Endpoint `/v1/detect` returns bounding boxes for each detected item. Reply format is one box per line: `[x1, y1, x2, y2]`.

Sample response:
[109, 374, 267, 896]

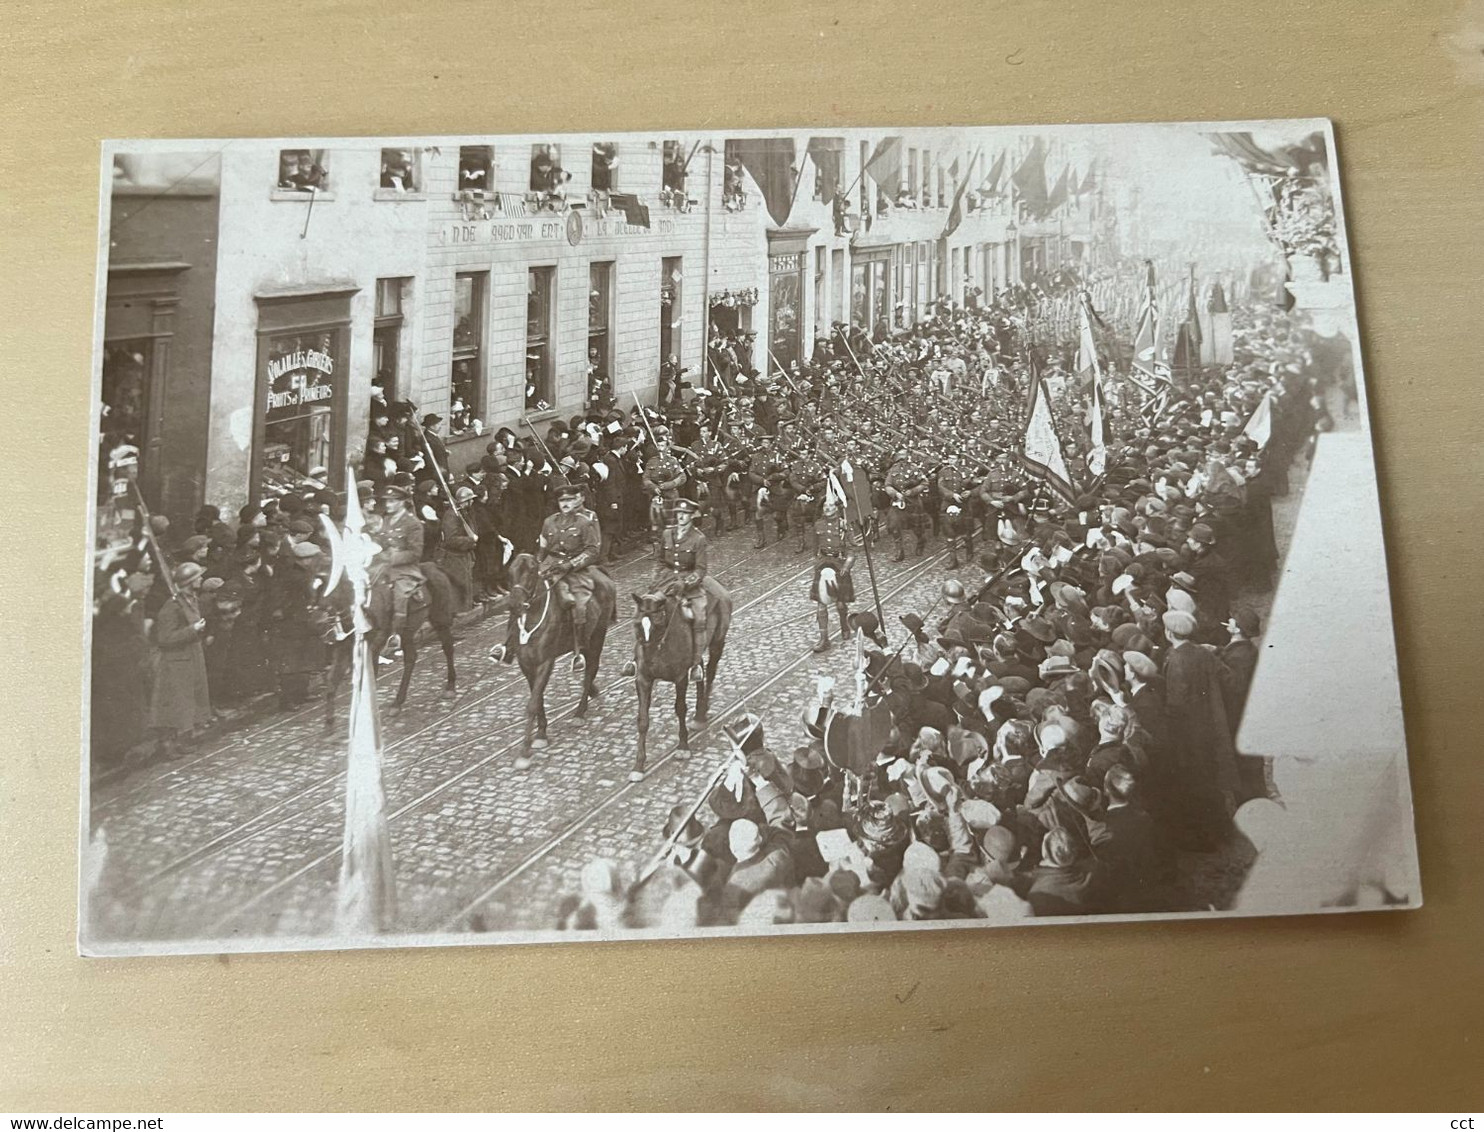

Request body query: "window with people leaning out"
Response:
[661, 139, 689, 210]
[530, 144, 569, 211]
[277, 148, 329, 192]
[526, 266, 555, 412]
[450, 272, 485, 435]
[591, 142, 618, 193]
[379, 147, 419, 192]
[458, 145, 494, 195]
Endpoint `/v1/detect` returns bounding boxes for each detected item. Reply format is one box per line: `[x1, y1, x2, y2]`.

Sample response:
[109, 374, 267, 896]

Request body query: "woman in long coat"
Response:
[147, 562, 213, 757]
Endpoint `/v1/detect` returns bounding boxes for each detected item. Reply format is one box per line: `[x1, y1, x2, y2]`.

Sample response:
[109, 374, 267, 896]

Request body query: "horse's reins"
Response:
[517, 579, 551, 646]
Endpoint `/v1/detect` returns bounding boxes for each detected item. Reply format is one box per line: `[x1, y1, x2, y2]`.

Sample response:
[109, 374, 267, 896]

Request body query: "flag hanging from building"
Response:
[1046, 165, 1070, 214]
[1242, 392, 1274, 448]
[981, 151, 1007, 195]
[608, 191, 651, 229]
[730, 137, 798, 228]
[1011, 137, 1048, 217]
[1019, 354, 1077, 503]
[942, 146, 982, 239]
[864, 136, 904, 193]
[1078, 162, 1097, 195]
[807, 136, 845, 202]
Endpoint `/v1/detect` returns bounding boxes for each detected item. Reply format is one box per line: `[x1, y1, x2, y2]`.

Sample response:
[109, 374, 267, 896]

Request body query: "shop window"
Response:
[458, 145, 494, 194]
[525, 267, 555, 412]
[276, 148, 329, 192]
[591, 142, 619, 193]
[261, 328, 339, 500]
[451, 273, 485, 434]
[99, 340, 152, 504]
[768, 251, 803, 374]
[379, 147, 420, 192]
[660, 256, 682, 364]
[373, 277, 407, 405]
[588, 261, 613, 382]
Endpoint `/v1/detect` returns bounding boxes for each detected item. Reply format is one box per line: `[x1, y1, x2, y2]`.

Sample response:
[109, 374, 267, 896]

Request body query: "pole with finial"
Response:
[321, 468, 397, 934]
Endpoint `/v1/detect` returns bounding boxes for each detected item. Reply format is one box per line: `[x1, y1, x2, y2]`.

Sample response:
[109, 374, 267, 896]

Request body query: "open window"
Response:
[378, 147, 420, 193]
[276, 148, 329, 192]
[458, 145, 494, 195]
[450, 272, 485, 434]
[591, 142, 618, 193]
[525, 267, 555, 412]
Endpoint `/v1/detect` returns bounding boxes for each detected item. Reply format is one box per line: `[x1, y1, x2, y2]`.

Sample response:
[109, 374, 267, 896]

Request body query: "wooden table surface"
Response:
[2, 0, 1481, 1111]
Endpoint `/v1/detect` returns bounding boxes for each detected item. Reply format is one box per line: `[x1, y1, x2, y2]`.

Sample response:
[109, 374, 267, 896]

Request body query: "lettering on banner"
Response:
[440, 215, 675, 246]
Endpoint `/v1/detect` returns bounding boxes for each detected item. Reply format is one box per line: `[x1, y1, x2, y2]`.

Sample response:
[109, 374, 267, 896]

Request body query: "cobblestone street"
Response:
[88, 521, 964, 945]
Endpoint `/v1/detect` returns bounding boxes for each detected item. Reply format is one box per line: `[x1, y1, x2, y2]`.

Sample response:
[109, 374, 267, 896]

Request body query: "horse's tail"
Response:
[816, 565, 838, 604]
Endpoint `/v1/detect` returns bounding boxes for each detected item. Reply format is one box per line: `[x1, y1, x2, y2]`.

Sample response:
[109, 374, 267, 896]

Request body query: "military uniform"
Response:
[747, 447, 791, 548]
[787, 455, 825, 552]
[936, 461, 977, 568]
[641, 446, 687, 540]
[370, 503, 425, 631]
[884, 458, 929, 560]
[538, 506, 603, 643]
[651, 518, 710, 673]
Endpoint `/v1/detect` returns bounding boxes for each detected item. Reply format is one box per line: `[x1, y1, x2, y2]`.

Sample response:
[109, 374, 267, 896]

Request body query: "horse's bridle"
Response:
[516, 578, 551, 645]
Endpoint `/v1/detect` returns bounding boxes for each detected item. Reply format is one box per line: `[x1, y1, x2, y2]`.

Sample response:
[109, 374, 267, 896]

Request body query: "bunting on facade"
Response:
[730, 137, 798, 227]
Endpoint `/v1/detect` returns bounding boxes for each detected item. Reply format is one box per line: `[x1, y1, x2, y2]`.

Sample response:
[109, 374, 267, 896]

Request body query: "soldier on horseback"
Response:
[625, 496, 709, 682]
[537, 478, 603, 675]
[371, 482, 424, 654]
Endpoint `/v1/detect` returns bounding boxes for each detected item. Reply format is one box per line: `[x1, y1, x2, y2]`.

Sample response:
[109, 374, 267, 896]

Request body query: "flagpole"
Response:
[332, 465, 396, 934]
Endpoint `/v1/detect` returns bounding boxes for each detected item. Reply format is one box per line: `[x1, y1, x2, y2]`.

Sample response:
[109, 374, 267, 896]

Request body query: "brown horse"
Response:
[630, 578, 732, 782]
[490, 552, 615, 769]
[324, 562, 458, 728]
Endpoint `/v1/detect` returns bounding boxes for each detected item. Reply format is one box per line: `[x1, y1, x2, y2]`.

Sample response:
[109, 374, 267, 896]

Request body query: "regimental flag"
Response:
[1019, 354, 1077, 503]
[1242, 392, 1274, 448]
[981, 151, 1007, 196]
[942, 146, 983, 239]
[1088, 377, 1108, 478]
[1075, 290, 1101, 389]
[1130, 260, 1169, 389]
[609, 191, 651, 229]
[730, 137, 798, 227]
[1011, 137, 1048, 217]
[832, 458, 875, 529]
[864, 136, 904, 194]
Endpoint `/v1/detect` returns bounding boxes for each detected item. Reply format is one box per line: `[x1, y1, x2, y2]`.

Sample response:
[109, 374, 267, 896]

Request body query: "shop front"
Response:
[251, 286, 356, 503]
[850, 248, 891, 337]
[766, 229, 814, 373]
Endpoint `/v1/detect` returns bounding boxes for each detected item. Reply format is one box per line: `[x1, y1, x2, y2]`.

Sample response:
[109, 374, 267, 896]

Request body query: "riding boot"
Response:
[812, 606, 831, 653]
[754, 517, 767, 549]
[570, 605, 589, 673]
[690, 624, 707, 683]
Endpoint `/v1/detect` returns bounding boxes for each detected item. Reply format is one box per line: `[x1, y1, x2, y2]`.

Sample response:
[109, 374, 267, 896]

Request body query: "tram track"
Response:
[114, 535, 839, 911]
[201, 546, 949, 941]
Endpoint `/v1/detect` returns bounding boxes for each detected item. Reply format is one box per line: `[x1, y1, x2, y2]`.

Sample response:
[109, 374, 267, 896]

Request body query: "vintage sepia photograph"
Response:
[81, 119, 1419, 956]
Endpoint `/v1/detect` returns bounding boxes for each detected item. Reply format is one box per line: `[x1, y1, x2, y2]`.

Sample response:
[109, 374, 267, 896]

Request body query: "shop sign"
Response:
[265, 339, 336, 423]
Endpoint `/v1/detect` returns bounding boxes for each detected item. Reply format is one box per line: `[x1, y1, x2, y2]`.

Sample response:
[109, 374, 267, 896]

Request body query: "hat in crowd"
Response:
[1166, 588, 1197, 614]
[1226, 608, 1262, 637]
[288, 518, 316, 535]
[662, 803, 706, 849]
[291, 541, 321, 559]
[1162, 610, 1198, 639]
[980, 825, 1020, 865]
[902, 841, 941, 875]
[1022, 616, 1056, 644]
[671, 498, 700, 516]
[848, 610, 888, 647]
[898, 612, 925, 636]
[1187, 522, 1216, 546]
[723, 712, 765, 754]
[998, 675, 1033, 696]
[180, 534, 210, 555]
[1122, 651, 1159, 681]
[960, 798, 1002, 831]
[727, 818, 764, 862]
[1060, 776, 1105, 820]
[378, 483, 411, 501]
[1042, 827, 1082, 869]
[940, 579, 968, 605]
[897, 663, 930, 693]
[421, 413, 443, 427]
[171, 562, 206, 587]
[553, 477, 584, 500]
[1038, 655, 1079, 680]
